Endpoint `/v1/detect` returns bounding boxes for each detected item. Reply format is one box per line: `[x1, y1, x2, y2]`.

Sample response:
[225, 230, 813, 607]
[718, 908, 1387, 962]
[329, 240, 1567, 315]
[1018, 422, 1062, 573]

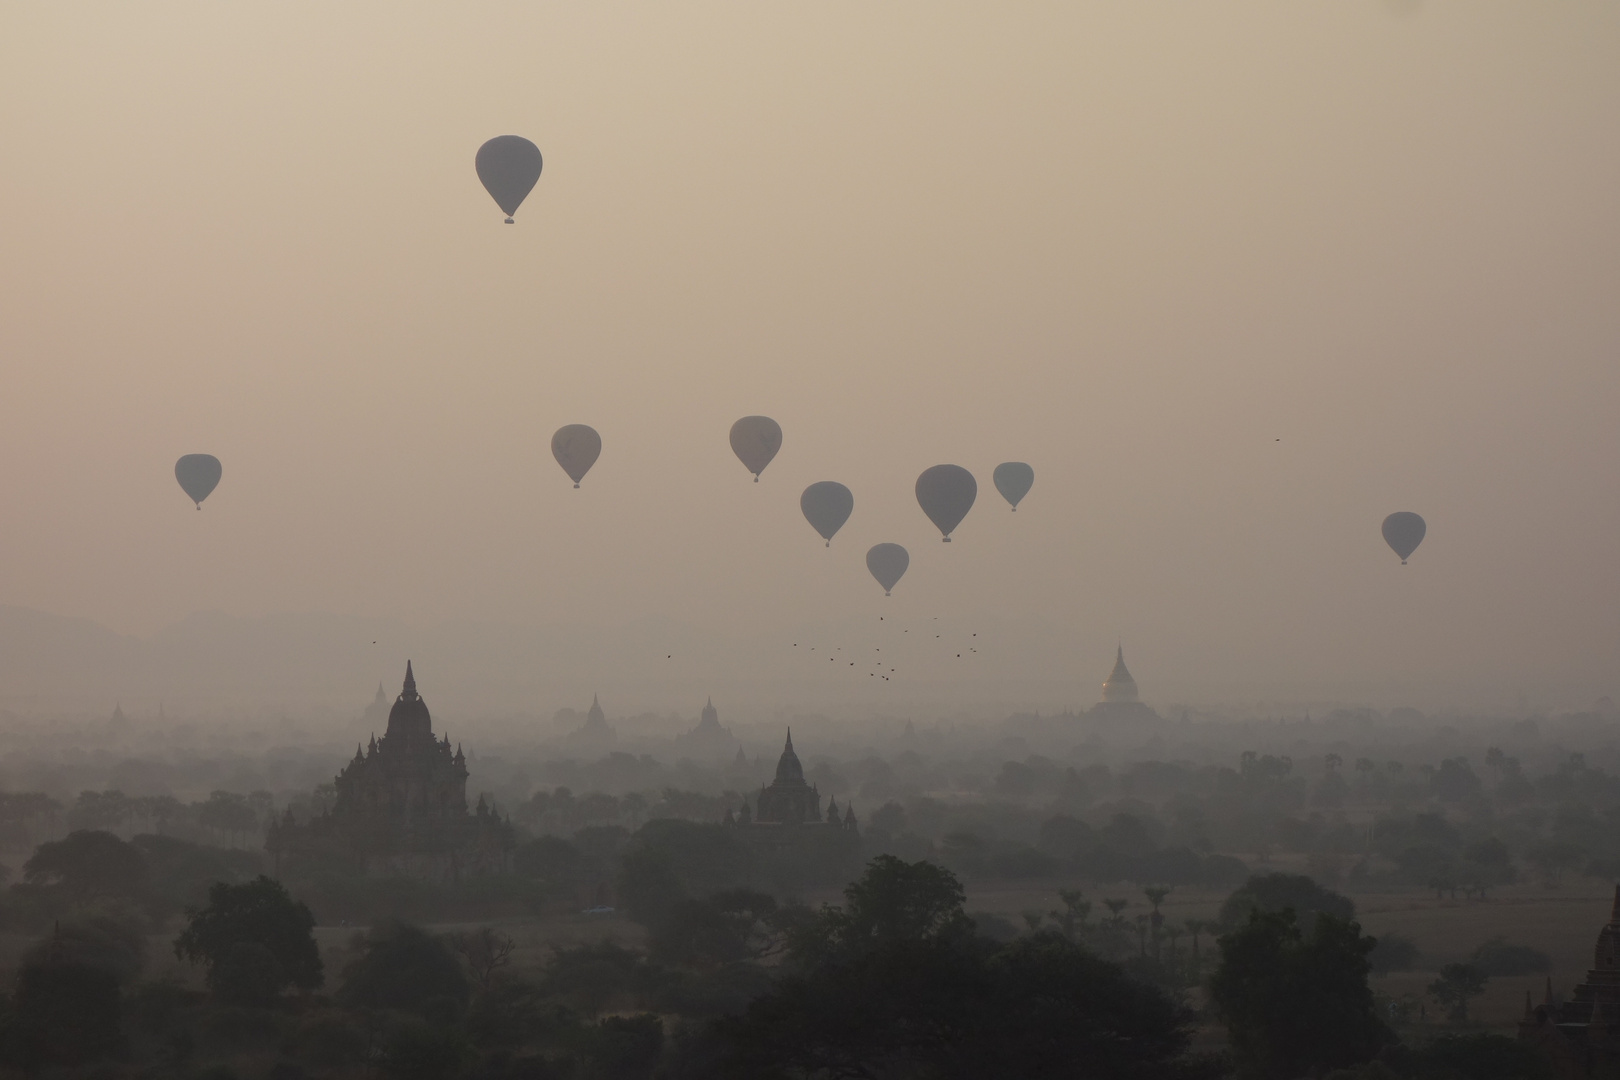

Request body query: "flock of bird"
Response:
[169, 133, 1431, 618]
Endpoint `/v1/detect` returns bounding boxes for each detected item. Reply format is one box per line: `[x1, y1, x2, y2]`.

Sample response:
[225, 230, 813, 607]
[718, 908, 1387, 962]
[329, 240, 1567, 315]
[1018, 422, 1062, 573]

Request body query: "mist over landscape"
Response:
[1, 3, 1618, 1079]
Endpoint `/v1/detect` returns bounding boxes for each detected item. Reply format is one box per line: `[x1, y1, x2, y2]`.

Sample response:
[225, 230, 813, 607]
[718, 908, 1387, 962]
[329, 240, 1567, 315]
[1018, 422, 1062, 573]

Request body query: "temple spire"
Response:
[403, 660, 417, 699]
[1101, 645, 1139, 704]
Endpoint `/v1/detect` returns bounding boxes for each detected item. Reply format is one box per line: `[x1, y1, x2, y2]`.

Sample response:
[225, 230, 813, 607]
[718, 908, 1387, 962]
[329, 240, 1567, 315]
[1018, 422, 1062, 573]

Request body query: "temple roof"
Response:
[1101, 645, 1139, 704]
[774, 729, 805, 784]
[386, 660, 433, 742]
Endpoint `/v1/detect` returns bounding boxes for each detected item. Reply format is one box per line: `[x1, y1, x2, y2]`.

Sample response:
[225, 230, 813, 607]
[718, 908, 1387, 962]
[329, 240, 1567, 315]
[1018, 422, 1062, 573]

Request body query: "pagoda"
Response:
[269, 662, 513, 881]
[1084, 646, 1162, 723]
[1520, 886, 1620, 1077]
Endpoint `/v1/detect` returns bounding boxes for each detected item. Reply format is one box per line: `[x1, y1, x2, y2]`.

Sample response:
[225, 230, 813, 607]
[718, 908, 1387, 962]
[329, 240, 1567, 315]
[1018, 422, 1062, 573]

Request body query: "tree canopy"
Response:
[23, 829, 148, 901]
[174, 875, 322, 1003]
[338, 920, 469, 1017]
[681, 855, 1216, 1079]
[1217, 872, 1355, 933]
[1209, 907, 1389, 1079]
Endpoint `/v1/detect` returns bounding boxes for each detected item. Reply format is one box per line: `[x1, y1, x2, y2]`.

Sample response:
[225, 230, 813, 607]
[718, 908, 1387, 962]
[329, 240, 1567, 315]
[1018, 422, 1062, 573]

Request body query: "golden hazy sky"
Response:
[0, 3, 1616, 709]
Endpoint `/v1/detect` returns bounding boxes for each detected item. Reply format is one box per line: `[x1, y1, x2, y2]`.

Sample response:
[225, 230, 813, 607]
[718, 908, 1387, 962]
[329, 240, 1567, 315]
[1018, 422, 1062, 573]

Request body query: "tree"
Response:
[339, 921, 469, 1018]
[23, 916, 146, 984]
[1184, 918, 1214, 975]
[821, 855, 968, 947]
[1209, 908, 1389, 1079]
[174, 876, 322, 1004]
[592, 1015, 664, 1080]
[538, 940, 653, 1017]
[649, 889, 782, 969]
[7, 956, 123, 1071]
[1217, 872, 1354, 932]
[1047, 888, 1091, 938]
[67, 790, 131, 832]
[23, 829, 148, 901]
[1469, 937, 1550, 976]
[449, 927, 516, 993]
[686, 857, 1217, 1079]
[133, 832, 263, 916]
[694, 929, 1215, 1078]
[1401, 1033, 1554, 1079]
[1429, 963, 1488, 1022]
[1526, 840, 1584, 886]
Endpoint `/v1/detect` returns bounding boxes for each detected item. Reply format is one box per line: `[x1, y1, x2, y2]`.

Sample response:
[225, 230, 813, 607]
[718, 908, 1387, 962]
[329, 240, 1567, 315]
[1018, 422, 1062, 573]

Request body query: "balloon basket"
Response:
[753, 476, 759, 483]
[942, 537, 951, 543]
[505, 217, 515, 224]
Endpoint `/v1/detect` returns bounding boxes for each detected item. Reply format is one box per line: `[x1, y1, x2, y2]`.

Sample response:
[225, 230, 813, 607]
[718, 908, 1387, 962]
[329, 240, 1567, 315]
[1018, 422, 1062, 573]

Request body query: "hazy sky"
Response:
[1, 3, 1616, 712]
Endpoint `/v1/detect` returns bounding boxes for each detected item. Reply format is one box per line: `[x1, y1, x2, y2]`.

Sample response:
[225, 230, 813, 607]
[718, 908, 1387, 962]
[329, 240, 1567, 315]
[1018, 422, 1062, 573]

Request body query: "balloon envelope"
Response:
[475, 136, 543, 222]
[1382, 512, 1427, 564]
[174, 454, 221, 508]
[866, 543, 910, 595]
[552, 425, 602, 487]
[993, 462, 1034, 510]
[800, 482, 853, 546]
[729, 416, 783, 481]
[915, 465, 976, 541]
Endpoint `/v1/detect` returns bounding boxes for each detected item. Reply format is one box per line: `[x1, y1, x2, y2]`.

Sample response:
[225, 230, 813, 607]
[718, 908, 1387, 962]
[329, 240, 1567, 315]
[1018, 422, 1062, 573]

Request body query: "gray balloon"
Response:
[993, 462, 1034, 510]
[916, 465, 976, 541]
[800, 482, 853, 547]
[552, 425, 601, 487]
[866, 543, 909, 596]
[1381, 512, 1426, 564]
[476, 136, 543, 223]
[174, 454, 221, 509]
[729, 416, 782, 481]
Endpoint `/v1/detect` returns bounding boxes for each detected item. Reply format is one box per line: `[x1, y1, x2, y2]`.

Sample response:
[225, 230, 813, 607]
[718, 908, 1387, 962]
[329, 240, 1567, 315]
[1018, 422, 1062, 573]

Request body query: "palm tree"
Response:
[1184, 918, 1213, 976]
[1143, 886, 1171, 957]
[1103, 898, 1129, 926]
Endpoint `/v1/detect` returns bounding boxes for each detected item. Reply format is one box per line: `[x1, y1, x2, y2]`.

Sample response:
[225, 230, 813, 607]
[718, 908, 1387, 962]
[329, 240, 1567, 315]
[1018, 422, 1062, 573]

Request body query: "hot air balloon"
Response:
[866, 543, 909, 596]
[993, 462, 1034, 511]
[915, 465, 976, 541]
[800, 482, 853, 547]
[729, 416, 782, 481]
[1382, 512, 1427, 565]
[475, 136, 543, 224]
[174, 454, 222, 509]
[552, 425, 601, 488]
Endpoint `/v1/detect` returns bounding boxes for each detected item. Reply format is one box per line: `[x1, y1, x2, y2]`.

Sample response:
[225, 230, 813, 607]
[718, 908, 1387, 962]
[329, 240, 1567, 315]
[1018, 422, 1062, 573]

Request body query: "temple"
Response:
[678, 696, 736, 757]
[1520, 886, 1620, 1077]
[565, 694, 617, 753]
[725, 730, 859, 847]
[1084, 646, 1161, 723]
[268, 662, 514, 880]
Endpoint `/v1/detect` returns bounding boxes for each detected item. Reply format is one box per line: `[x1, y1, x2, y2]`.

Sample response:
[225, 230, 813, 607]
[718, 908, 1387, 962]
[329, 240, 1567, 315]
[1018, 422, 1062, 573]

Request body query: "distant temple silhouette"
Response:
[725, 730, 858, 853]
[1084, 646, 1162, 723]
[1520, 885, 1620, 1076]
[678, 696, 736, 757]
[268, 661, 513, 880]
